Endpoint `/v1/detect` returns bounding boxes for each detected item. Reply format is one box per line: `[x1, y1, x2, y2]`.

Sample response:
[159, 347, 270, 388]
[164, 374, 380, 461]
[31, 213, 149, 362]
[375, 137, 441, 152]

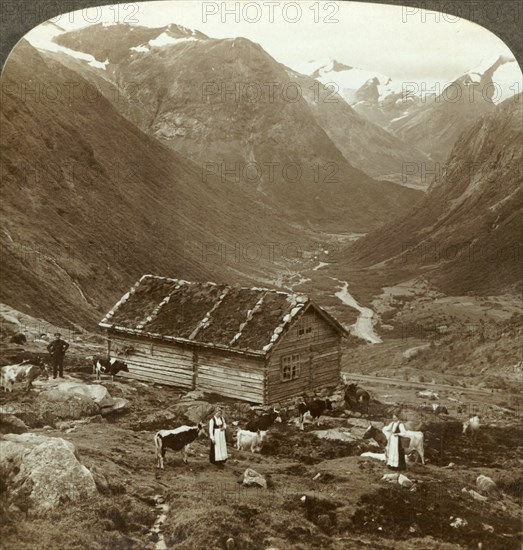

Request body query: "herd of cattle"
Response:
[0, 356, 482, 469]
[153, 401, 481, 470]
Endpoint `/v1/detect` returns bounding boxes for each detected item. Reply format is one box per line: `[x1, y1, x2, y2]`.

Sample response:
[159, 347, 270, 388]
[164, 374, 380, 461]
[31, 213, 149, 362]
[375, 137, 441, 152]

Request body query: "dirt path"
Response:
[343, 372, 492, 396]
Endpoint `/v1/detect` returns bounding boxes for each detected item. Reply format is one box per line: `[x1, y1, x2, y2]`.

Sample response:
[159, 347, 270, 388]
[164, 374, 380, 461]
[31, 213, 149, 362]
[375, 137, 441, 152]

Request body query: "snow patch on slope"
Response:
[25, 21, 109, 70]
[130, 44, 150, 53]
[148, 32, 198, 48]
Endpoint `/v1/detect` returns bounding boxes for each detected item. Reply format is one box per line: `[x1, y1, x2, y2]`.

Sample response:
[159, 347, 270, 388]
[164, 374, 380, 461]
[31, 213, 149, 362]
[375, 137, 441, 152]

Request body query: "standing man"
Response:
[47, 332, 69, 379]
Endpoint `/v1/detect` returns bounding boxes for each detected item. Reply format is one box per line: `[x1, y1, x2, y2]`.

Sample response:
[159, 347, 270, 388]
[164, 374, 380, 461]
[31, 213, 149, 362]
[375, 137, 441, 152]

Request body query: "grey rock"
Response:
[0, 413, 28, 434]
[0, 433, 97, 513]
[476, 475, 500, 497]
[242, 468, 267, 489]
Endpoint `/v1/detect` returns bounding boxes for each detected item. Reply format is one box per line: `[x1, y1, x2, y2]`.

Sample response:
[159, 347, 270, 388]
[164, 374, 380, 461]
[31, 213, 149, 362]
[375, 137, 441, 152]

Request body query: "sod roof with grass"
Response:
[100, 275, 346, 355]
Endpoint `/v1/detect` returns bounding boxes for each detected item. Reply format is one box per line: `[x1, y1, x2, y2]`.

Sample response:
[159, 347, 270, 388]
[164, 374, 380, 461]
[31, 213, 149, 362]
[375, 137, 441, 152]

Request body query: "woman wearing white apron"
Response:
[209, 407, 228, 467]
[383, 413, 407, 471]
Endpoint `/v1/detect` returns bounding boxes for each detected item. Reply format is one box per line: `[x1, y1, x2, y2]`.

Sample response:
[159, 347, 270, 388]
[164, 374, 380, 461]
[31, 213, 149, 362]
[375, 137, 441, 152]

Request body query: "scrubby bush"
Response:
[0, 494, 155, 549]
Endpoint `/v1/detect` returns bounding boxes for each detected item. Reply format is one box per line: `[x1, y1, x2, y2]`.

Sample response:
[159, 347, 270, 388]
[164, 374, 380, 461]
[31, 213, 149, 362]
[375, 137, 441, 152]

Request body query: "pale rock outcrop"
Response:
[242, 468, 267, 489]
[0, 433, 97, 513]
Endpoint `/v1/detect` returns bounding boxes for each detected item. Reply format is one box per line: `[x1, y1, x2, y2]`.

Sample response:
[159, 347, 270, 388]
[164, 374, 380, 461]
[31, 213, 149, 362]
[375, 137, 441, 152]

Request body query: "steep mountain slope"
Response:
[51, 23, 421, 229]
[337, 94, 523, 296]
[287, 69, 430, 186]
[388, 56, 515, 164]
[0, 41, 302, 329]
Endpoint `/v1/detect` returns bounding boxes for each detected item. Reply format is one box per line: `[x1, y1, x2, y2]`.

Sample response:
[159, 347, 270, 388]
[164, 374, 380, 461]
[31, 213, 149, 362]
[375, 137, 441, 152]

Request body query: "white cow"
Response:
[381, 425, 426, 465]
[462, 415, 481, 440]
[235, 429, 267, 453]
[364, 424, 426, 464]
[1, 361, 49, 392]
[400, 430, 426, 464]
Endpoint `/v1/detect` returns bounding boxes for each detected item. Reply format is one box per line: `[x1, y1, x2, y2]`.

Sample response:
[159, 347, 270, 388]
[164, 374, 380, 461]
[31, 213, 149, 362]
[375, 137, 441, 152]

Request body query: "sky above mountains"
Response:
[31, 0, 519, 86]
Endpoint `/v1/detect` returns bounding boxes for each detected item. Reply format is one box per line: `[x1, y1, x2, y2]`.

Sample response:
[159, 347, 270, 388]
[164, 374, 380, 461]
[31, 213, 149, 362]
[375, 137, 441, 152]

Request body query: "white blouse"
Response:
[209, 416, 226, 437]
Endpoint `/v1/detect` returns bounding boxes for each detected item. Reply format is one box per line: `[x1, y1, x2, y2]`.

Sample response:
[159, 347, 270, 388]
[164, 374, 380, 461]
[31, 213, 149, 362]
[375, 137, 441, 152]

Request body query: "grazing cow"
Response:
[154, 423, 205, 469]
[92, 356, 129, 381]
[363, 423, 425, 464]
[297, 399, 332, 431]
[344, 383, 370, 415]
[1, 360, 49, 392]
[432, 403, 449, 415]
[462, 415, 480, 441]
[9, 333, 27, 344]
[245, 407, 282, 432]
[235, 429, 267, 453]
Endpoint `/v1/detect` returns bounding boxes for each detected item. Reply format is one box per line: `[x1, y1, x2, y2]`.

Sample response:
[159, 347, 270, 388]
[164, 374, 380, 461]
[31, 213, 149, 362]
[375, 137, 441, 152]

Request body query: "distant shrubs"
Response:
[482, 376, 511, 391]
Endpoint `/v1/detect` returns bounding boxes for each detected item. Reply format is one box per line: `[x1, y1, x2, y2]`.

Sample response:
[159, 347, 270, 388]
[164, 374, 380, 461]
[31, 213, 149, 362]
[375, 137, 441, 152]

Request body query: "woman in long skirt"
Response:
[383, 414, 407, 471]
[209, 406, 228, 467]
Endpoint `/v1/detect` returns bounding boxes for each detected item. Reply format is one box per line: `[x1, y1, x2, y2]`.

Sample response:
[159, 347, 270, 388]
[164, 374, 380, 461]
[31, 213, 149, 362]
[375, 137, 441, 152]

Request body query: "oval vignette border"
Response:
[0, 0, 522, 73]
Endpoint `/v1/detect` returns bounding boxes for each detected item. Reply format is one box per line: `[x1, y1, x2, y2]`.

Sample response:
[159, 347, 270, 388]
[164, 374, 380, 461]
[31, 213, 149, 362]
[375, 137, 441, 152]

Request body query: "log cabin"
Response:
[99, 275, 347, 404]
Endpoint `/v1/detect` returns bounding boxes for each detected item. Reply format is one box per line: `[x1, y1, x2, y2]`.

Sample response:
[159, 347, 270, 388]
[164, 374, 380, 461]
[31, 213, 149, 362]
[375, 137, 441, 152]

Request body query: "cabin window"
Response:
[297, 317, 313, 337]
[281, 354, 300, 381]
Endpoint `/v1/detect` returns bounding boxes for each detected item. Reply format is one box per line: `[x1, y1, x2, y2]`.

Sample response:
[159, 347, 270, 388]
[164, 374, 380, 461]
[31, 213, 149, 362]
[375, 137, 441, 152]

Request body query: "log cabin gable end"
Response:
[262, 301, 347, 361]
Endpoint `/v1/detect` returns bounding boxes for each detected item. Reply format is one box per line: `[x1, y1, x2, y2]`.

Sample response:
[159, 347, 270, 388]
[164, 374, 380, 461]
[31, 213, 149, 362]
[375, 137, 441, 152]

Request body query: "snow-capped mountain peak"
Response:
[296, 57, 403, 105]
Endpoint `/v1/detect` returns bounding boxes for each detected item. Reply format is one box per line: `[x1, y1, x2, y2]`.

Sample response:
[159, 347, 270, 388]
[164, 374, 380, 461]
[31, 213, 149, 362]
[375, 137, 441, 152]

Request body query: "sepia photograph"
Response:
[0, 0, 522, 548]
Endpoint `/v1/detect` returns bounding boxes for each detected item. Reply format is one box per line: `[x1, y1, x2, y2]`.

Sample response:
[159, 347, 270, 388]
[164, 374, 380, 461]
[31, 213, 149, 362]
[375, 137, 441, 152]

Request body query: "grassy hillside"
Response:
[0, 41, 305, 329]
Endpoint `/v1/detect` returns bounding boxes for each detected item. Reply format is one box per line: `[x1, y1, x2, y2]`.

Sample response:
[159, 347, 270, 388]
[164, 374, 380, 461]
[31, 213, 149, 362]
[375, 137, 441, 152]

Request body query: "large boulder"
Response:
[0, 413, 28, 434]
[0, 433, 97, 513]
[476, 475, 500, 498]
[36, 388, 100, 420]
[102, 397, 130, 415]
[310, 428, 359, 443]
[174, 400, 214, 424]
[54, 382, 114, 408]
[36, 381, 130, 420]
[346, 418, 374, 430]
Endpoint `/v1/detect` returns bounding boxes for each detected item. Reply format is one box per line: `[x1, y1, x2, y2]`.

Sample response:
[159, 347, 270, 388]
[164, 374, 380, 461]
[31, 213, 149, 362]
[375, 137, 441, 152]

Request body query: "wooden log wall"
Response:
[266, 308, 342, 403]
[109, 334, 194, 388]
[108, 333, 266, 402]
[198, 348, 265, 403]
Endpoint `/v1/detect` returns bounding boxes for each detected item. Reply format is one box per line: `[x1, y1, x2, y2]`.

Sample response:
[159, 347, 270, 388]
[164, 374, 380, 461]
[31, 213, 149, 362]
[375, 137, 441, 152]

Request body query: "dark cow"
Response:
[362, 423, 387, 446]
[297, 399, 332, 430]
[344, 383, 370, 415]
[92, 356, 129, 381]
[432, 403, 449, 415]
[9, 333, 27, 344]
[154, 423, 205, 469]
[245, 407, 282, 432]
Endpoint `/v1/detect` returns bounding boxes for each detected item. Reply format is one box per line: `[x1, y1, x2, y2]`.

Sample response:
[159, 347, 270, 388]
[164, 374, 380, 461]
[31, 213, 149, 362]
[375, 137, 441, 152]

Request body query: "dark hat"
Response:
[55, 332, 61, 337]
